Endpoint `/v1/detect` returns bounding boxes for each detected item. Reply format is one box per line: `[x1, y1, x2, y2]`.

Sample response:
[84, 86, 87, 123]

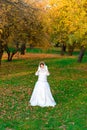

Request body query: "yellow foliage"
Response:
[48, 0, 87, 47]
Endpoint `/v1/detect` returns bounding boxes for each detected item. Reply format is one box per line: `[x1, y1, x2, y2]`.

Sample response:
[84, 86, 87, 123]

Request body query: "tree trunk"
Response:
[68, 45, 74, 56]
[78, 46, 85, 62]
[9, 52, 16, 61]
[61, 44, 66, 55]
[0, 40, 4, 65]
[4, 45, 18, 61]
[0, 50, 3, 65]
[20, 43, 26, 55]
[4, 45, 10, 61]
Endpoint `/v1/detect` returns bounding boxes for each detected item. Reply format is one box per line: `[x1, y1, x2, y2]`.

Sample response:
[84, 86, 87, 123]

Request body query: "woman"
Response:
[29, 61, 56, 107]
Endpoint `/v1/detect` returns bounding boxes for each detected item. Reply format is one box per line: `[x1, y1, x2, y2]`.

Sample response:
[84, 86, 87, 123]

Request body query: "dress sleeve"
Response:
[35, 70, 39, 76]
[45, 66, 50, 76]
[46, 70, 50, 76]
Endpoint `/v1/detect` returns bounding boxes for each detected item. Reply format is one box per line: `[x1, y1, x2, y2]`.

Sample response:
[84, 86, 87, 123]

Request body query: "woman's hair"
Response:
[38, 61, 48, 71]
[39, 61, 45, 66]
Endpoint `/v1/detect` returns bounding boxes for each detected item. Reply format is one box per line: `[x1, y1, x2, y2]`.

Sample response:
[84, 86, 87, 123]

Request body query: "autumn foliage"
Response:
[47, 0, 87, 59]
[0, 0, 49, 63]
[0, 0, 87, 63]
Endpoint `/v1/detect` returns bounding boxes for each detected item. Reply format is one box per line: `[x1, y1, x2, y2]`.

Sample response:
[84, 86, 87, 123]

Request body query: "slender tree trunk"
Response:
[4, 45, 18, 61]
[61, 44, 66, 55]
[20, 43, 26, 55]
[5, 45, 19, 61]
[4, 45, 10, 61]
[68, 45, 74, 56]
[0, 50, 3, 65]
[78, 46, 85, 62]
[0, 40, 4, 65]
[9, 52, 17, 61]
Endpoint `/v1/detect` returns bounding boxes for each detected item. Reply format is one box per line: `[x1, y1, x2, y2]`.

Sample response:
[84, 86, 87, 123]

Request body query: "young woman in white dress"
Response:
[29, 61, 56, 107]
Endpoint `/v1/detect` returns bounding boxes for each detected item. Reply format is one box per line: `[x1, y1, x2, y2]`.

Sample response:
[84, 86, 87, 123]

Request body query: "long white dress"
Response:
[29, 67, 56, 107]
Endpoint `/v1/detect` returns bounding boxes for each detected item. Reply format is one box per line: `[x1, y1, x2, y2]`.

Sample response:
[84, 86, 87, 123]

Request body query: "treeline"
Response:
[0, 0, 48, 64]
[47, 0, 87, 62]
[0, 0, 87, 64]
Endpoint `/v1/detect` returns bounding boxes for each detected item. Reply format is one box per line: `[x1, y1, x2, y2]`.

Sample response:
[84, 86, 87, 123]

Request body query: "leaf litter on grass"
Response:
[0, 56, 87, 130]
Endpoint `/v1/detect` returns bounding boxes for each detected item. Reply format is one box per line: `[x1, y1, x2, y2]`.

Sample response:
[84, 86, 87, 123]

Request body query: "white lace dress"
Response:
[29, 68, 56, 107]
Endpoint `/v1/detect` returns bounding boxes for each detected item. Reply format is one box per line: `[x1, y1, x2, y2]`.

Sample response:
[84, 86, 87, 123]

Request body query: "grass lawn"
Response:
[0, 54, 87, 130]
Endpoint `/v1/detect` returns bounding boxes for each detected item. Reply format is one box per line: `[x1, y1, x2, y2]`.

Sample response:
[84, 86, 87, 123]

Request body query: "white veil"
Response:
[38, 61, 48, 71]
[35, 61, 50, 76]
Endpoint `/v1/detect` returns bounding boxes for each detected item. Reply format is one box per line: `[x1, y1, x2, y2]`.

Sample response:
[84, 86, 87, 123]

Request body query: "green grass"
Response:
[0, 56, 87, 130]
[26, 47, 63, 54]
[26, 47, 87, 56]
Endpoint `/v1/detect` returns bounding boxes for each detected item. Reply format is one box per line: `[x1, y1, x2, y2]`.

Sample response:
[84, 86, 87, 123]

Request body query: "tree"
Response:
[48, 0, 87, 61]
[0, 38, 4, 65]
[0, 0, 50, 63]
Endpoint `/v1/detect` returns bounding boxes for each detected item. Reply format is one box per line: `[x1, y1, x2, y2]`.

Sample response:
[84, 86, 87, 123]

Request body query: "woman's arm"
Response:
[46, 66, 50, 76]
[35, 70, 39, 76]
